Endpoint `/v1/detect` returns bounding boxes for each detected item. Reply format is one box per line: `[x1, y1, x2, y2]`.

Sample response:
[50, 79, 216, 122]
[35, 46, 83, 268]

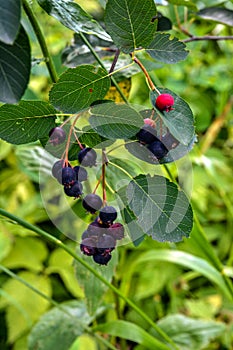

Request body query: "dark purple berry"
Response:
[62, 167, 76, 187]
[49, 127, 66, 146]
[136, 124, 158, 145]
[81, 230, 89, 239]
[80, 237, 97, 256]
[147, 139, 168, 160]
[97, 234, 116, 254]
[52, 160, 64, 183]
[108, 223, 124, 240]
[99, 206, 117, 224]
[64, 181, 83, 198]
[73, 166, 88, 182]
[87, 221, 107, 236]
[78, 148, 97, 167]
[82, 194, 103, 214]
[93, 253, 112, 265]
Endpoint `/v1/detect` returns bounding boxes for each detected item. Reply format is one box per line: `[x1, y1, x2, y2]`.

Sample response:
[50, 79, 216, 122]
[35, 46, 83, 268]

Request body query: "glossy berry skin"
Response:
[108, 223, 124, 240]
[82, 194, 103, 214]
[99, 206, 117, 224]
[64, 181, 83, 198]
[93, 253, 112, 265]
[49, 127, 66, 145]
[73, 166, 88, 182]
[155, 94, 174, 112]
[62, 167, 76, 187]
[78, 148, 97, 167]
[148, 139, 168, 160]
[80, 237, 97, 256]
[97, 234, 116, 254]
[136, 124, 158, 145]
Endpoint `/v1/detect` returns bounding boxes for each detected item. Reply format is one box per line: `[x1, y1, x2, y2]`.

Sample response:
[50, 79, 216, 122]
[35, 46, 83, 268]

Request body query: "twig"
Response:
[183, 35, 233, 43]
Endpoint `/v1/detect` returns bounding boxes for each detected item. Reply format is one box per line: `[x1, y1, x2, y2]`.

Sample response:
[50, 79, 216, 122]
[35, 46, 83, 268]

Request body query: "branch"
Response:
[183, 35, 233, 43]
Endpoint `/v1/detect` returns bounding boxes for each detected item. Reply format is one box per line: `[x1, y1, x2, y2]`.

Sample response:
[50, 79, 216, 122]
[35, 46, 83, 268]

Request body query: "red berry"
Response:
[155, 94, 174, 112]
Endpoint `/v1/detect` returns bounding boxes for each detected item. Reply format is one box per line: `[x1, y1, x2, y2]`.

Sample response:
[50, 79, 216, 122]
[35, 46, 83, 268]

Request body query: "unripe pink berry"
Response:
[143, 118, 156, 128]
[155, 94, 174, 112]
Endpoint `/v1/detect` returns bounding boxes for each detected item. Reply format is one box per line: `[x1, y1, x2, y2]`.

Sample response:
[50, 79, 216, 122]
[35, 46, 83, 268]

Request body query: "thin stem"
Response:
[183, 35, 233, 43]
[102, 149, 108, 204]
[0, 208, 176, 349]
[79, 33, 128, 103]
[133, 56, 160, 94]
[109, 49, 120, 74]
[22, 0, 58, 83]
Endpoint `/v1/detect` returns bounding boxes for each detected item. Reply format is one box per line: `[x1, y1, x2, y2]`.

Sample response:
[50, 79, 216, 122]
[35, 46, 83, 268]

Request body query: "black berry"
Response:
[80, 237, 97, 256]
[136, 124, 158, 145]
[49, 127, 66, 146]
[62, 167, 76, 187]
[148, 140, 168, 160]
[108, 223, 124, 240]
[73, 166, 88, 182]
[87, 221, 107, 236]
[97, 234, 116, 253]
[162, 131, 179, 150]
[64, 181, 83, 198]
[82, 194, 103, 214]
[93, 253, 112, 265]
[99, 206, 117, 224]
[78, 148, 97, 167]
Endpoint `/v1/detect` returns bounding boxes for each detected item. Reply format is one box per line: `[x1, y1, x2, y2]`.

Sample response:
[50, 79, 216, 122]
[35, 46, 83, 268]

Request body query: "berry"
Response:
[97, 234, 116, 253]
[136, 124, 158, 145]
[93, 253, 112, 265]
[87, 221, 107, 236]
[78, 148, 97, 167]
[73, 166, 88, 182]
[155, 93, 174, 112]
[49, 127, 66, 145]
[99, 206, 117, 224]
[64, 181, 83, 198]
[108, 223, 124, 240]
[82, 194, 103, 214]
[148, 139, 168, 160]
[62, 167, 76, 187]
[143, 118, 156, 128]
[80, 237, 97, 256]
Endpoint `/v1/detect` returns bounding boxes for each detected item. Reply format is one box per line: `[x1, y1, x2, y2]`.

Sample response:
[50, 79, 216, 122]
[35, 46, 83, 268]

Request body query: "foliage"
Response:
[0, 0, 233, 349]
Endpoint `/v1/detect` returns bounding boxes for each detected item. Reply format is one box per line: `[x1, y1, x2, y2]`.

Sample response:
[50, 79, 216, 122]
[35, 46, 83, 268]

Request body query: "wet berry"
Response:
[62, 167, 76, 187]
[82, 194, 103, 214]
[99, 206, 117, 224]
[78, 148, 97, 167]
[80, 237, 97, 256]
[155, 93, 174, 112]
[93, 253, 112, 265]
[97, 234, 116, 254]
[148, 139, 168, 160]
[49, 127, 66, 145]
[108, 223, 124, 240]
[136, 124, 158, 145]
[73, 166, 88, 182]
[64, 181, 83, 198]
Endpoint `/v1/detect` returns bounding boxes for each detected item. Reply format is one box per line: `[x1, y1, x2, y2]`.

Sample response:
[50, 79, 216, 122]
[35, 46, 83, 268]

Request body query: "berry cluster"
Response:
[49, 126, 124, 265]
[81, 204, 124, 265]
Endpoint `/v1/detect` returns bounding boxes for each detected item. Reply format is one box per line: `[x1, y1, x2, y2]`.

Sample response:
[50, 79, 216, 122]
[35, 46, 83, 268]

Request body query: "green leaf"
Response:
[105, 0, 157, 53]
[0, 25, 31, 104]
[89, 102, 143, 140]
[74, 248, 118, 314]
[2, 237, 48, 272]
[93, 320, 171, 350]
[146, 33, 189, 64]
[150, 88, 195, 146]
[37, 0, 111, 41]
[0, 230, 12, 262]
[133, 249, 233, 300]
[79, 125, 114, 148]
[28, 301, 92, 350]
[126, 174, 193, 242]
[153, 314, 225, 350]
[0, 271, 51, 343]
[46, 248, 84, 298]
[0, 101, 57, 144]
[49, 65, 111, 113]
[165, 0, 197, 11]
[0, 0, 21, 44]
[197, 7, 233, 27]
